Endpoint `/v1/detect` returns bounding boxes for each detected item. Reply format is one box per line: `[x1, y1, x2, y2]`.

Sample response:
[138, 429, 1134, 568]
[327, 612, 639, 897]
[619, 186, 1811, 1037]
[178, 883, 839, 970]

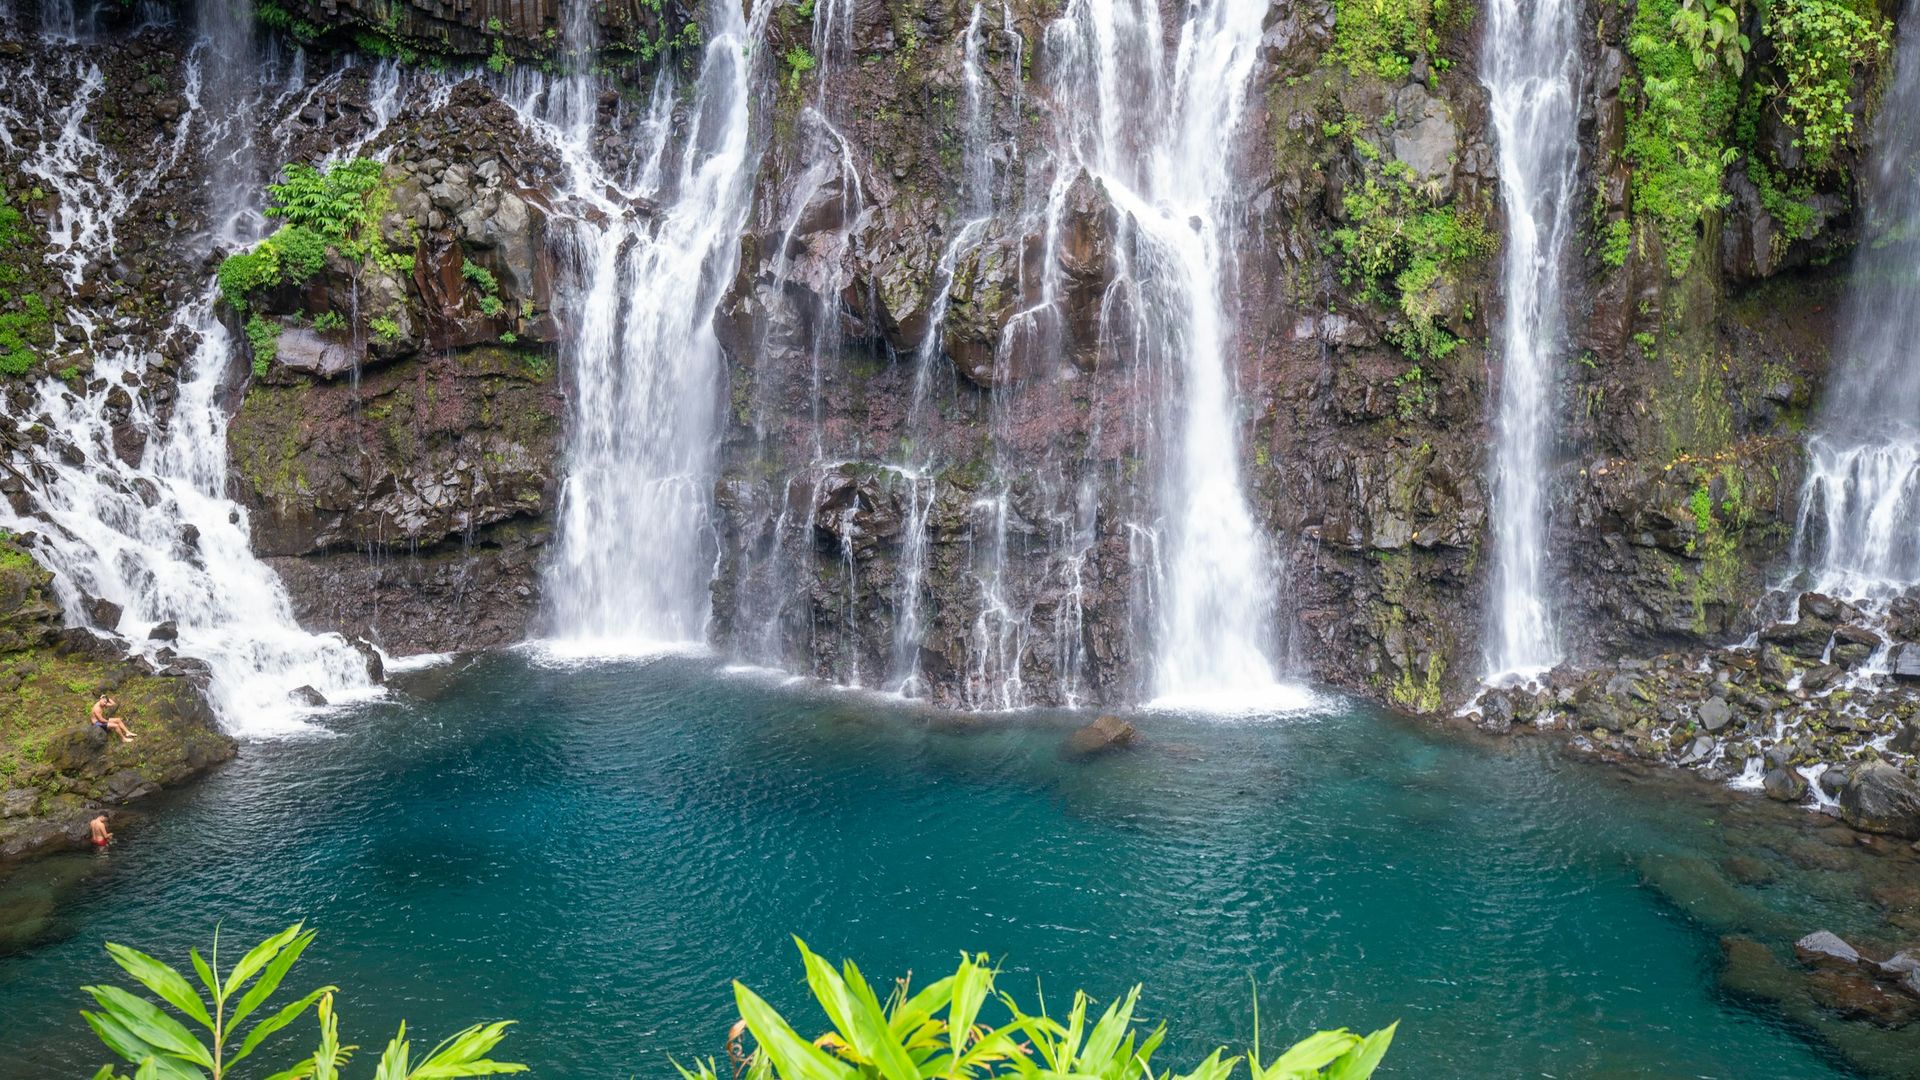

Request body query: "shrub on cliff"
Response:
[216, 157, 410, 313]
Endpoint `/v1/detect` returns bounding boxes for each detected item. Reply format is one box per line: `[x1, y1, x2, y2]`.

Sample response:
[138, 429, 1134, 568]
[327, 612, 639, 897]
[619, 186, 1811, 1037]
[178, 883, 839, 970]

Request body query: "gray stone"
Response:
[1796, 930, 1863, 969]
[1678, 735, 1715, 764]
[1390, 84, 1458, 196]
[275, 328, 360, 380]
[1699, 696, 1733, 732]
[289, 685, 329, 707]
[1838, 762, 1920, 838]
[0, 788, 35, 818]
[147, 619, 178, 642]
[1763, 766, 1807, 802]
[1891, 643, 1920, 681]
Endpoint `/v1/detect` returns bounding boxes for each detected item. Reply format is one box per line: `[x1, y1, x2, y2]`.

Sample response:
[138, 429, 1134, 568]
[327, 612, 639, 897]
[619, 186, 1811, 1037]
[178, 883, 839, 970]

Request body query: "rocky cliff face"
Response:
[0, 0, 1895, 714]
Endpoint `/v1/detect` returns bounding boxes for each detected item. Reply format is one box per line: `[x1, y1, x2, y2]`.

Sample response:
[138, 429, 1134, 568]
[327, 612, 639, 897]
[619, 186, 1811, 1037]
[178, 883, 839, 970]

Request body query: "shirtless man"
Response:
[91, 694, 136, 742]
[88, 814, 111, 849]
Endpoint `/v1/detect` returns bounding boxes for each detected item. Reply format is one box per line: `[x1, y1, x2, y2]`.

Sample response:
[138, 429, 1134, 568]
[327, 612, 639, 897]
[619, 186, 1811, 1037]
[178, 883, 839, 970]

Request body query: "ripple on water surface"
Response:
[0, 653, 1909, 1078]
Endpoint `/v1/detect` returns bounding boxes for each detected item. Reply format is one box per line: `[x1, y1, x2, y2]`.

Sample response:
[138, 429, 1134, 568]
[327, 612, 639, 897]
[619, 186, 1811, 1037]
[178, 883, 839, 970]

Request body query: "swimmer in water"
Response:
[89, 814, 111, 849]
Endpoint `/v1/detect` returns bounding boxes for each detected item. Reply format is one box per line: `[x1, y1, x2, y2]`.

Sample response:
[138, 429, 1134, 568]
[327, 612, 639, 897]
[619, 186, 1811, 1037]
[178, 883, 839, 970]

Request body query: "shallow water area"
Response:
[0, 653, 1911, 1078]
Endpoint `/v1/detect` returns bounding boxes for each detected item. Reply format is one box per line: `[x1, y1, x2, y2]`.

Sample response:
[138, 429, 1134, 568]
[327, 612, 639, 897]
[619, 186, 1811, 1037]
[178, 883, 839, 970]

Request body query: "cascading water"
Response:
[1792, 0, 1920, 602]
[539, 0, 762, 651]
[0, 7, 390, 732]
[1042, 0, 1299, 709]
[887, 1, 1017, 699]
[1479, 0, 1580, 682]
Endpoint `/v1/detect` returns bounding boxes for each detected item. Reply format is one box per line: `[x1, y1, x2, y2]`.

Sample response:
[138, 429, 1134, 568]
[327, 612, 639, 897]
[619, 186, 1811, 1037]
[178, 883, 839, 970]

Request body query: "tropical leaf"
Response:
[105, 944, 214, 1030]
[734, 982, 859, 1080]
[222, 924, 306, 1000]
[229, 928, 317, 1031]
[83, 985, 213, 1068]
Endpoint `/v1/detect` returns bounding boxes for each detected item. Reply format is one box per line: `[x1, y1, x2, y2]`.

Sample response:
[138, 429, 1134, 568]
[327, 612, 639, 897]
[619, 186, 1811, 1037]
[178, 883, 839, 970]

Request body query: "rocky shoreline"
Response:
[0, 541, 235, 868]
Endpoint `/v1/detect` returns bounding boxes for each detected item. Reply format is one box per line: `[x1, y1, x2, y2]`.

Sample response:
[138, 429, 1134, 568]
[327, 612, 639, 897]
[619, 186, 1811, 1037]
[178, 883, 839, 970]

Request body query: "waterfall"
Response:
[1793, 0, 1920, 602]
[0, 10, 391, 733]
[887, 1, 1013, 698]
[539, 0, 762, 652]
[1480, 0, 1580, 682]
[1042, 0, 1300, 710]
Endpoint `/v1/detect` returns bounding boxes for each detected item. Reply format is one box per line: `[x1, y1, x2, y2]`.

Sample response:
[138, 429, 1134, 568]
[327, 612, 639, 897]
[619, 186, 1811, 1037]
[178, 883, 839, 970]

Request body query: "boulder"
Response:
[1837, 762, 1920, 839]
[81, 593, 122, 631]
[1763, 766, 1807, 802]
[289, 685, 329, 707]
[1065, 714, 1136, 757]
[274, 327, 360, 379]
[1891, 643, 1920, 681]
[1891, 722, 1920, 755]
[352, 637, 386, 683]
[1798, 592, 1851, 623]
[1759, 616, 1833, 661]
[1806, 968, 1920, 1025]
[1795, 930, 1863, 970]
[1698, 695, 1733, 732]
[147, 620, 179, 642]
[1477, 689, 1516, 731]
[1832, 624, 1882, 668]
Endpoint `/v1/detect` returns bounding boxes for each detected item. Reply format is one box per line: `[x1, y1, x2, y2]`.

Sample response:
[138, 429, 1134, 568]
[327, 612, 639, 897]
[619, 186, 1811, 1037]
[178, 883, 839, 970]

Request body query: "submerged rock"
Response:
[1796, 930, 1863, 970]
[1065, 714, 1136, 757]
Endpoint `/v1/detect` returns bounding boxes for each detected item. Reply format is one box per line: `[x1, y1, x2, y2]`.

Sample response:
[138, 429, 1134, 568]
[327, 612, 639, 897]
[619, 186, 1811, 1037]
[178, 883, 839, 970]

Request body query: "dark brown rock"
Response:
[1065, 714, 1136, 757]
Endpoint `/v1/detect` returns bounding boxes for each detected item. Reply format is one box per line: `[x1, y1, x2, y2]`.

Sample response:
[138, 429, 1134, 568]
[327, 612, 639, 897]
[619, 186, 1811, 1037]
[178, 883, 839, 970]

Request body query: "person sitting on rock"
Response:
[89, 814, 111, 849]
[90, 694, 136, 742]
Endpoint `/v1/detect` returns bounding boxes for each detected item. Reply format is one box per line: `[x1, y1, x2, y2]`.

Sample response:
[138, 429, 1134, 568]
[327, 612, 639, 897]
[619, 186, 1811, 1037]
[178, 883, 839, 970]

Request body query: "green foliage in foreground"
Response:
[682, 938, 1397, 1080]
[78, 923, 523, 1079]
[81, 929, 1392, 1079]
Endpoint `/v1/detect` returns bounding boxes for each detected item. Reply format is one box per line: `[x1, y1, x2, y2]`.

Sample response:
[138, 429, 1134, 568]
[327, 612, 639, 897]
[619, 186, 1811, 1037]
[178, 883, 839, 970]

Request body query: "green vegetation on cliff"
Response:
[1623, 0, 1741, 277]
[1763, 0, 1888, 168]
[1331, 0, 1468, 80]
[0, 188, 56, 377]
[1331, 166, 1492, 362]
[218, 157, 405, 312]
[1619, 0, 1888, 275]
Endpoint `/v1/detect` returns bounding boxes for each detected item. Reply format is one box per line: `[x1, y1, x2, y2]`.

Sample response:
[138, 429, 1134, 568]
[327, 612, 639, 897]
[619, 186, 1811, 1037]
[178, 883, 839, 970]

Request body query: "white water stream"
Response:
[1793, 0, 1920, 601]
[1042, 0, 1301, 710]
[0, 11, 398, 733]
[1480, 0, 1580, 682]
[537, 0, 763, 653]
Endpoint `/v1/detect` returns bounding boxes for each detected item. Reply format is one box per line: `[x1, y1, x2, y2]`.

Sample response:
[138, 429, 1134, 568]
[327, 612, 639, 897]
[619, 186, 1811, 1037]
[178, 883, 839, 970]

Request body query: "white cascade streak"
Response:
[0, 27, 410, 734]
[1044, 0, 1303, 710]
[538, 0, 762, 653]
[1793, 0, 1920, 603]
[1481, 0, 1580, 682]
